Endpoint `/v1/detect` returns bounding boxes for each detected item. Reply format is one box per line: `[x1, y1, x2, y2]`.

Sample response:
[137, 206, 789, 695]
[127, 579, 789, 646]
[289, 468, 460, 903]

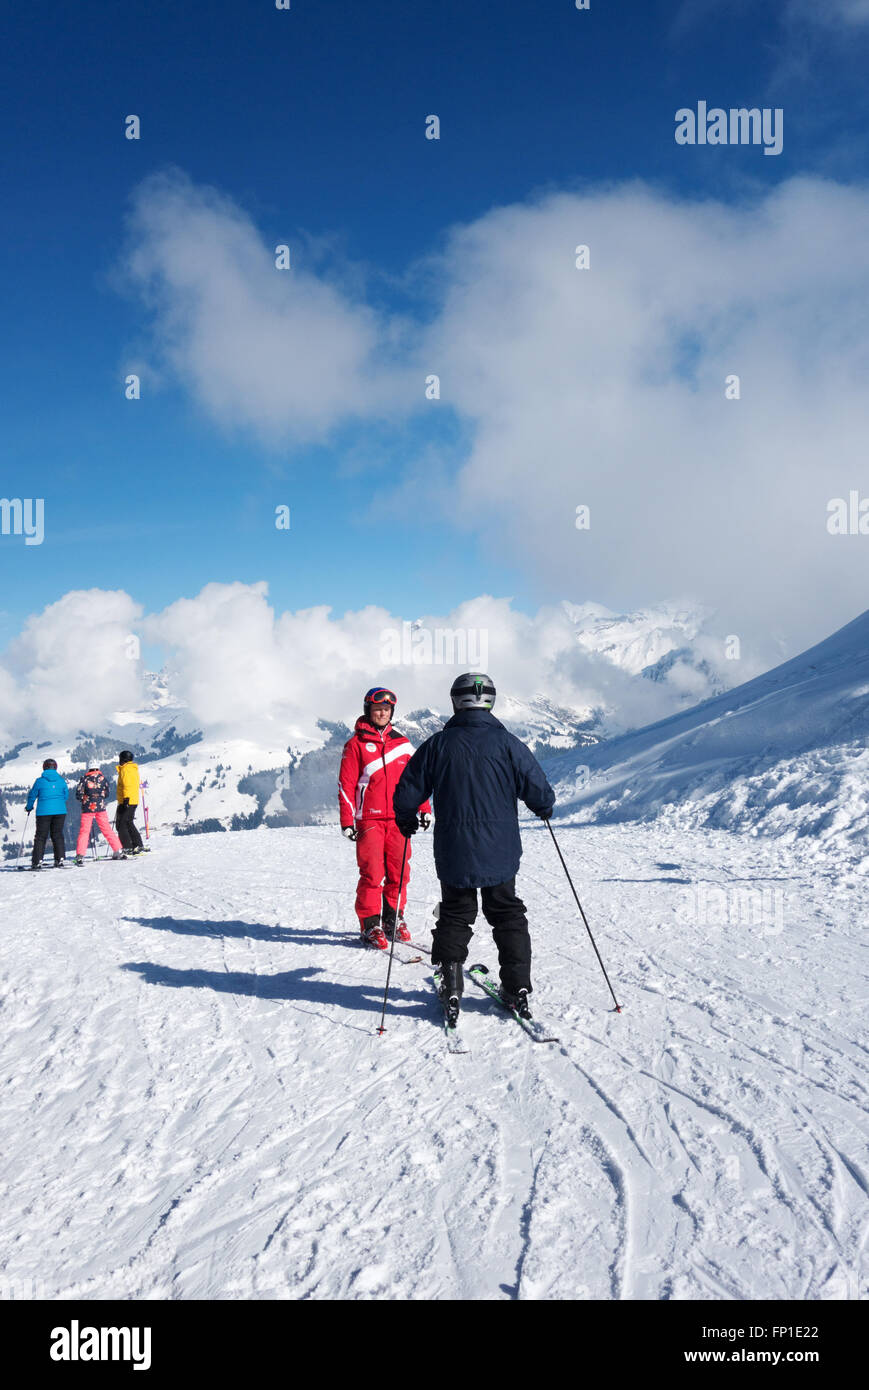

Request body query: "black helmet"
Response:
[450, 673, 496, 712]
[118, 750, 134, 764]
[42, 758, 58, 771]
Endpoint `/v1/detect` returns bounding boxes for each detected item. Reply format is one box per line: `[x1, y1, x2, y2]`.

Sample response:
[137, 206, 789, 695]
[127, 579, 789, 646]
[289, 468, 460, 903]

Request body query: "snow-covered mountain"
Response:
[565, 599, 713, 675]
[546, 607, 869, 862]
[0, 599, 745, 850]
[0, 697, 599, 852]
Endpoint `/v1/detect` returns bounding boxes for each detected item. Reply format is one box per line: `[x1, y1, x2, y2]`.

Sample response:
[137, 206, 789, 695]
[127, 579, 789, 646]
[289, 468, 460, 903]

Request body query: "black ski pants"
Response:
[116, 802, 144, 851]
[433, 879, 532, 993]
[33, 813, 66, 866]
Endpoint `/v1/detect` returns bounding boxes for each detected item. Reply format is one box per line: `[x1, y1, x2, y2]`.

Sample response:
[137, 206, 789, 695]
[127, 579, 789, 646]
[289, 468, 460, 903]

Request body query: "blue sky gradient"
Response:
[1, 0, 868, 651]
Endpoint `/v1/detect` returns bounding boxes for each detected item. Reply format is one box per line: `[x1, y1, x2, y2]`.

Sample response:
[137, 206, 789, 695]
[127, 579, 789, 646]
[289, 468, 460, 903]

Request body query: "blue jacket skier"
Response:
[393, 673, 554, 1016]
[25, 759, 70, 868]
[26, 764, 70, 817]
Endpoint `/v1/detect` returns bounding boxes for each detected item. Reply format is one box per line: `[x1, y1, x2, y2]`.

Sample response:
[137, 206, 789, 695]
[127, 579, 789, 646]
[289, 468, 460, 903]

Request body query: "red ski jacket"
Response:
[338, 718, 431, 828]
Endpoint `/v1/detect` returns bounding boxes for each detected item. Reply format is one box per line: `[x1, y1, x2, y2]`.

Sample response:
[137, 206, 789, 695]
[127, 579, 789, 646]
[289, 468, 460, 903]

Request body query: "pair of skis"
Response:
[433, 963, 559, 1054]
[365, 932, 559, 1051]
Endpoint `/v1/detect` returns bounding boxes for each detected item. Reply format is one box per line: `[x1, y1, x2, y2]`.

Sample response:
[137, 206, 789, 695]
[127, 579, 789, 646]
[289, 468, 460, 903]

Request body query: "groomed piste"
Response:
[1, 820, 865, 1300]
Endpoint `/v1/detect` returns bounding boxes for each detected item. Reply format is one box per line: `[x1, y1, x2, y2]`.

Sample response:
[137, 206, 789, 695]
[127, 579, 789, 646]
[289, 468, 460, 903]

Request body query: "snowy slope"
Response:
[548, 608, 869, 861]
[0, 824, 865, 1300]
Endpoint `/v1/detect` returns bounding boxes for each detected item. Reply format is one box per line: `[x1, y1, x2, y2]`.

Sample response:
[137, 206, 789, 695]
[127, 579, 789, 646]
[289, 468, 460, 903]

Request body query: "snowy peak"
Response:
[548, 606, 869, 858]
[563, 598, 709, 675]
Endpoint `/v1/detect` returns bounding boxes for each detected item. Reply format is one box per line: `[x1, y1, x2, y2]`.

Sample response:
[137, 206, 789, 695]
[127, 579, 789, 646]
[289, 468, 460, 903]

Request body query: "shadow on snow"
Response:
[120, 913, 503, 1018]
[121, 915, 362, 948]
[121, 960, 439, 1017]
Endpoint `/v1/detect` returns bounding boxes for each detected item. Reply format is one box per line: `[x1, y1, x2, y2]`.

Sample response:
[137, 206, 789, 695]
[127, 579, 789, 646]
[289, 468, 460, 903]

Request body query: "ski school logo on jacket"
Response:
[365, 743, 377, 752]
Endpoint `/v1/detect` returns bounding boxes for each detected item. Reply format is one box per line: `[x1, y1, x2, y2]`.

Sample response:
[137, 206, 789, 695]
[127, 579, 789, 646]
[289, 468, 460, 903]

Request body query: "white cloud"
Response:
[143, 583, 730, 740]
[1, 590, 145, 742]
[114, 171, 869, 650]
[0, 581, 781, 748]
[0, 665, 20, 749]
[116, 168, 413, 445]
[423, 177, 869, 649]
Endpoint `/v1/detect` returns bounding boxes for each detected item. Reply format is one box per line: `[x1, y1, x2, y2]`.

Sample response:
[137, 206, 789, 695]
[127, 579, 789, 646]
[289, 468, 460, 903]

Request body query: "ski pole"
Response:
[376, 834, 410, 1036]
[90, 817, 98, 861]
[142, 781, 150, 840]
[16, 811, 31, 870]
[544, 818, 622, 1013]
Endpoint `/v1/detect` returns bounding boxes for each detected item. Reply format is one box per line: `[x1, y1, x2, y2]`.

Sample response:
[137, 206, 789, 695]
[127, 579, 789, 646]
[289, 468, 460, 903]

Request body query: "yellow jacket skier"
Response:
[115, 751, 148, 855]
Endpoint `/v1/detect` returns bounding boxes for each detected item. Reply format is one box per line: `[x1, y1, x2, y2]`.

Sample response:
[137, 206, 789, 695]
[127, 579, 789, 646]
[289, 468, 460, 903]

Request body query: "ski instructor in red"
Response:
[339, 687, 431, 950]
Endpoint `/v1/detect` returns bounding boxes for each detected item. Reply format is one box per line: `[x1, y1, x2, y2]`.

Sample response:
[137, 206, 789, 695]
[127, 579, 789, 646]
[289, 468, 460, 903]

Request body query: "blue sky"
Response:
[2, 0, 869, 656]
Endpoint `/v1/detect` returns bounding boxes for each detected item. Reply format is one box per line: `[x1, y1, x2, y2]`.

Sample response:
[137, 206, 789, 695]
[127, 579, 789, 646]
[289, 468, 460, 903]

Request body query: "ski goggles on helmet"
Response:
[364, 687, 396, 706]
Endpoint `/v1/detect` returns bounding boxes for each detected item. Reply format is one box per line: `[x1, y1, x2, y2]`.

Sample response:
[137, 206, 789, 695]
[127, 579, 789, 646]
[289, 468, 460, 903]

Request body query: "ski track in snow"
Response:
[0, 824, 866, 1301]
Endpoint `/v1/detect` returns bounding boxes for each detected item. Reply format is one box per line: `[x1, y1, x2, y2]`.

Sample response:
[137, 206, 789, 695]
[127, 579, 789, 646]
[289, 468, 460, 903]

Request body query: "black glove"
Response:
[535, 807, 552, 820]
[123, 798, 130, 807]
[419, 813, 431, 830]
[342, 825, 357, 842]
[397, 816, 418, 838]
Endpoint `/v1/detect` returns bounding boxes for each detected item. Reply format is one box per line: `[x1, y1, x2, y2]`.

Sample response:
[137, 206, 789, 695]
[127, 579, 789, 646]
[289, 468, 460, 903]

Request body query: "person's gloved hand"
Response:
[123, 798, 130, 807]
[535, 808, 552, 820]
[397, 816, 418, 838]
[342, 825, 357, 841]
[419, 813, 432, 830]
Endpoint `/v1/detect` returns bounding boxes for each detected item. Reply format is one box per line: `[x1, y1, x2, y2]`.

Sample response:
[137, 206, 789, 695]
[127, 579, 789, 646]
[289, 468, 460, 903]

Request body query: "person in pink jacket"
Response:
[74, 763, 126, 865]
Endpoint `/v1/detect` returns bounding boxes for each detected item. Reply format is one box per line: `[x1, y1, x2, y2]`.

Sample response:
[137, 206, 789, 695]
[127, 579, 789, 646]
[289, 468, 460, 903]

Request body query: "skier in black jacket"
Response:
[393, 672, 554, 1019]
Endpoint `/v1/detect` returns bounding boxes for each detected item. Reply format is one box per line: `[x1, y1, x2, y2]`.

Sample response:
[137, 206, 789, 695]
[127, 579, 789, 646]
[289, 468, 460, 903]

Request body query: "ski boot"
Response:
[436, 961, 463, 1027]
[111, 851, 128, 861]
[500, 984, 533, 1020]
[73, 855, 85, 867]
[361, 915, 389, 950]
[29, 863, 41, 871]
[381, 903, 411, 943]
[54, 860, 66, 868]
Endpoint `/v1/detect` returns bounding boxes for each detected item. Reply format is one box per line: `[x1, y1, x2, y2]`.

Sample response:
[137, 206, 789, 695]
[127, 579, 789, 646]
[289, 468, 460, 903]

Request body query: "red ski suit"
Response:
[338, 717, 431, 924]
